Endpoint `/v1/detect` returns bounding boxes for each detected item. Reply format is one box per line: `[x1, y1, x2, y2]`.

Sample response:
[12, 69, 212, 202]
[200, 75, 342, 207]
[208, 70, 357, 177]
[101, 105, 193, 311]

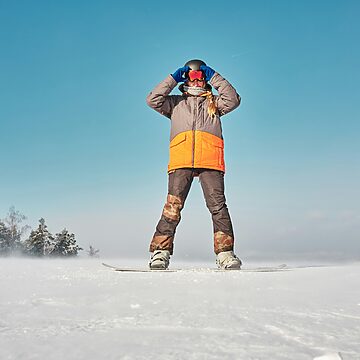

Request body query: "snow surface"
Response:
[0, 258, 359, 360]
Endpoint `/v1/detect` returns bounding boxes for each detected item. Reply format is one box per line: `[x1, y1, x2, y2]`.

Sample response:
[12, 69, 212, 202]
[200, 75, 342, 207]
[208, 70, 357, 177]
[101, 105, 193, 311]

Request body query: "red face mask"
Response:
[188, 70, 205, 81]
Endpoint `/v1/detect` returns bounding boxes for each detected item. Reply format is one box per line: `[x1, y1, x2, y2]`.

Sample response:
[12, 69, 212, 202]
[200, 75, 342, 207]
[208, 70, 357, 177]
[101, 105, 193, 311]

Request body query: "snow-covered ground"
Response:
[0, 258, 359, 360]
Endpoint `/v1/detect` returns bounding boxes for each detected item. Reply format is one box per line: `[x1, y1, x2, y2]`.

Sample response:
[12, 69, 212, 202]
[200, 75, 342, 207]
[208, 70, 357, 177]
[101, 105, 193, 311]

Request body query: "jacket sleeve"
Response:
[210, 73, 241, 116]
[146, 75, 178, 119]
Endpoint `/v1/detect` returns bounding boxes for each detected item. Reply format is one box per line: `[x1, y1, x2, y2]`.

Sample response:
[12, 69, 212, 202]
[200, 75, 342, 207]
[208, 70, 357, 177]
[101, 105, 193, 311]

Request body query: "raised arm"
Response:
[201, 65, 241, 116]
[146, 66, 189, 118]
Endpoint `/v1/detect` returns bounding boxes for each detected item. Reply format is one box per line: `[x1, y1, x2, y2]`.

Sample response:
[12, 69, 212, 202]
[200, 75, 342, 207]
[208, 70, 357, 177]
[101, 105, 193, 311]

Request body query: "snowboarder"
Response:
[146, 59, 241, 270]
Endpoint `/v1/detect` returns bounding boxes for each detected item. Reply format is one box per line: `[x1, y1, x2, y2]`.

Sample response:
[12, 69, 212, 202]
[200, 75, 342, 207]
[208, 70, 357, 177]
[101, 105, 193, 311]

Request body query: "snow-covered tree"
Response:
[87, 245, 100, 257]
[0, 221, 12, 255]
[24, 218, 54, 256]
[50, 229, 82, 257]
[2, 206, 31, 254]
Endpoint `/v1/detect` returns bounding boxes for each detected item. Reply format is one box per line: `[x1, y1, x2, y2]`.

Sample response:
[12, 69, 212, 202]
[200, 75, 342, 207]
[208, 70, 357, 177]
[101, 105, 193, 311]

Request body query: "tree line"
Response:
[0, 206, 83, 257]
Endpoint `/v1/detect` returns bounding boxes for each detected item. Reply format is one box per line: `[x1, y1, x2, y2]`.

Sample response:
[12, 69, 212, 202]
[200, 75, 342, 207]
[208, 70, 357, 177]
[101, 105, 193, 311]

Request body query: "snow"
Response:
[0, 258, 359, 360]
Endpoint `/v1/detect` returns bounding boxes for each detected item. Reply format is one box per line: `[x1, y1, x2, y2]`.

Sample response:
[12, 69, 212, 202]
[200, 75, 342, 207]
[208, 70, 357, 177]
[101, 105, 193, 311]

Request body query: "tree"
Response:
[2, 206, 31, 254]
[87, 245, 100, 257]
[50, 229, 82, 257]
[24, 218, 54, 256]
[0, 221, 12, 255]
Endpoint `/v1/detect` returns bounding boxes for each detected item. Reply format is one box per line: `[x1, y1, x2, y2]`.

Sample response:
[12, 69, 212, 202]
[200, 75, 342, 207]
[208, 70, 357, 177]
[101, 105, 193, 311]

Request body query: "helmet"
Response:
[178, 59, 211, 93]
[184, 59, 206, 71]
[184, 59, 206, 81]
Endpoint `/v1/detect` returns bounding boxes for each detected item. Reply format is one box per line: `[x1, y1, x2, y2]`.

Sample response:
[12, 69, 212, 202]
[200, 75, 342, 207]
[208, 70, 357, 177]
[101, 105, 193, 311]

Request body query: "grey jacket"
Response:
[147, 73, 241, 141]
[146, 72, 241, 172]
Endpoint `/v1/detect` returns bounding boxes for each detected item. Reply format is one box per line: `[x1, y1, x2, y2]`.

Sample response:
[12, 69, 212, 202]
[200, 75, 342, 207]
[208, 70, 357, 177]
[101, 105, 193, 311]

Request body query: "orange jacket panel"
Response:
[168, 130, 225, 172]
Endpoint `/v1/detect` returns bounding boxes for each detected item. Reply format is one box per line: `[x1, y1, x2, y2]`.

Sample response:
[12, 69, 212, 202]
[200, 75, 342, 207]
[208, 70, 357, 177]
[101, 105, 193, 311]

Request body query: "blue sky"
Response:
[1, 0, 359, 260]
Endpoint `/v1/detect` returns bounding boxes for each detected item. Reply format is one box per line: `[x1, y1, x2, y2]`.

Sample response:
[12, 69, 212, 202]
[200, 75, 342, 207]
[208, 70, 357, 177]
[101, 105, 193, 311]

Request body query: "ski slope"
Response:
[0, 258, 359, 359]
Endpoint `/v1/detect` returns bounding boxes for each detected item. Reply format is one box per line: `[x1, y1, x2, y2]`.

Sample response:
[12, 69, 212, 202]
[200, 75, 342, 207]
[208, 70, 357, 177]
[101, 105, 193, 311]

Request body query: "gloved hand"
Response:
[171, 66, 190, 83]
[200, 65, 215, 82]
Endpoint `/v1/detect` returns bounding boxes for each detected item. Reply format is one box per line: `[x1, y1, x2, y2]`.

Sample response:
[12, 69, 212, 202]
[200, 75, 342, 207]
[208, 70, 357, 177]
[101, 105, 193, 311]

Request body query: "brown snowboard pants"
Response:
[150, 168, 235, 255]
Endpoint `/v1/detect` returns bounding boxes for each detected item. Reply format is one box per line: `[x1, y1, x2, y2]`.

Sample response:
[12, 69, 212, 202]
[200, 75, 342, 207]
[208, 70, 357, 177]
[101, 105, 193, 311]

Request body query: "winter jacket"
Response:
[146, 72, 241, 173]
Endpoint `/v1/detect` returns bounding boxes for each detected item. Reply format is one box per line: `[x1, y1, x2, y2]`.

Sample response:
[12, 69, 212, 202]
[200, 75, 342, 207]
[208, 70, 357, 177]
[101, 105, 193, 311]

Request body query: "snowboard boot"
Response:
[149, 250, 170, 270]
[216, 251, 242, 270]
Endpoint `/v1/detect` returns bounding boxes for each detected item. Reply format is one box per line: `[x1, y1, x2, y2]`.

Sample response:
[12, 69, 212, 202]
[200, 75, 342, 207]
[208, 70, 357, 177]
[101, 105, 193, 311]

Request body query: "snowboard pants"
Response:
[150, 168, 235, 255]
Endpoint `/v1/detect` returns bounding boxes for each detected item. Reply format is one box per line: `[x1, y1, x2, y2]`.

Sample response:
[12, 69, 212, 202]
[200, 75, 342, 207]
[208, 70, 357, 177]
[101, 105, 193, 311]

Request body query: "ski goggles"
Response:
[188, 70, 205, 81]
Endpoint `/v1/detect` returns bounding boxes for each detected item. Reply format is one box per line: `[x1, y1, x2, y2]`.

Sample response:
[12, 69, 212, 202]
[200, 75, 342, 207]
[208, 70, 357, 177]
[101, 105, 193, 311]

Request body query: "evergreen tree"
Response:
[0, 221, 12, 255]
[24, 218, 54, 256]
[51, 229, 82, 257]
[2, 206, 31, 254]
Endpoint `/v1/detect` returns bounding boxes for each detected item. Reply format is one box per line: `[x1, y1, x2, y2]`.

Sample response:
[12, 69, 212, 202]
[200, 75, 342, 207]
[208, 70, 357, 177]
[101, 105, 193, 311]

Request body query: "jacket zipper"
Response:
[192, 97, 199, 168]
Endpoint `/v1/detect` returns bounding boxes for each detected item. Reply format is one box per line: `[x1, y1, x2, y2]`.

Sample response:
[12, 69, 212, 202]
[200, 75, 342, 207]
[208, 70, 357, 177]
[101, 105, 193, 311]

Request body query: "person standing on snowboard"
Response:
[146, 59, 241, 270]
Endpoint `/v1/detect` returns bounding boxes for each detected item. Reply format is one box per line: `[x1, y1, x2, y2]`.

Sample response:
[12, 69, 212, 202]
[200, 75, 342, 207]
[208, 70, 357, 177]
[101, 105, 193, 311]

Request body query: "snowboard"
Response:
[102, 262, 289, 273]
[102, 263, 177, 272]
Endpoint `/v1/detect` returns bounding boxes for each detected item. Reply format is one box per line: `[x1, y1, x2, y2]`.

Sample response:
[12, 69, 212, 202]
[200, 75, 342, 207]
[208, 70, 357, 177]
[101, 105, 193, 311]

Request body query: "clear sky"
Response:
[1, 0, 359, 261]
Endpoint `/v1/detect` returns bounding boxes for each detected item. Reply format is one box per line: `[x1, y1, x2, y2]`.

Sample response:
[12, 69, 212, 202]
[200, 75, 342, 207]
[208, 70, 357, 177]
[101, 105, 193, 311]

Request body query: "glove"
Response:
[171, 66, 190, 83]
[200, 65, 215, 82]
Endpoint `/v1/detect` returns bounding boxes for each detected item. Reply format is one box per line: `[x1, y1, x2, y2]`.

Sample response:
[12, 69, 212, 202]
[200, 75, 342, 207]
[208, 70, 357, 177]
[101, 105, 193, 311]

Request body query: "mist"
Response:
[34, 184, 360, 264]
